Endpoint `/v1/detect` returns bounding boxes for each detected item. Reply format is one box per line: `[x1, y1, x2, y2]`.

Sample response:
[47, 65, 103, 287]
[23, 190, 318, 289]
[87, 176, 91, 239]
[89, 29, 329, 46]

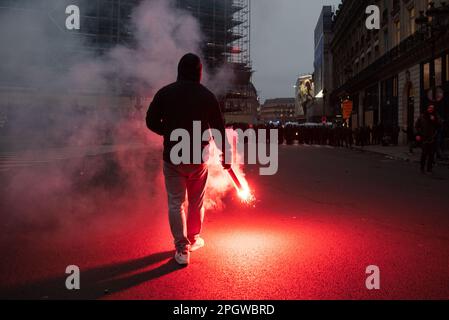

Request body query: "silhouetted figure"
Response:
[146, 53, 230, 266]
[392, 126, 400, 146]
[415, 105, 441, 174]
[403, 125, 416, 154]
[278, 125, 285, 145]
[378, 123, 385, 145]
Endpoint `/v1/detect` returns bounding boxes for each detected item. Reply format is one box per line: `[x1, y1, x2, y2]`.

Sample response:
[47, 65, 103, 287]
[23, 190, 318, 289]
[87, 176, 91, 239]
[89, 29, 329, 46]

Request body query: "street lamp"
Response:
[415, 1, 449, 102]
[414, 1, 449, 48]
[415, 11, 429, 34]
[438, 2, 449, 35]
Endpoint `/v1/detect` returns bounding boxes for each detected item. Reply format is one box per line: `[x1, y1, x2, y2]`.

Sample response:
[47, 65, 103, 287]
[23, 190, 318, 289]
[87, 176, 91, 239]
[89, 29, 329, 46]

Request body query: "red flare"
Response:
[227, 168, 255, 204]
[227, 168, 243, 190]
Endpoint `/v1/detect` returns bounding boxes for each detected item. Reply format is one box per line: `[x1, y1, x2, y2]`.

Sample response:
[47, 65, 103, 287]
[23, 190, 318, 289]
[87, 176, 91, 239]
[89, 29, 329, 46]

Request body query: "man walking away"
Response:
[403, 125, 416, 154]
[416, 105, 441, 174]
[146, 53, 231, 266]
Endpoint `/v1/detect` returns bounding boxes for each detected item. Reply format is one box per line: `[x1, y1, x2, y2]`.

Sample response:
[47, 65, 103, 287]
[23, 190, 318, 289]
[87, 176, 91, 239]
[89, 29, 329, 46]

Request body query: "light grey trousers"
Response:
[163, 162, 208, 251]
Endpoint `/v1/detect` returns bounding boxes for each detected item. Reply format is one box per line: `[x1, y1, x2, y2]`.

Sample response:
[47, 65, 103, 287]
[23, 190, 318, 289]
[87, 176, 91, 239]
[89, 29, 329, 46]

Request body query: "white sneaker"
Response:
[174, 250, 190, 266]
[190, 237, 205, 252]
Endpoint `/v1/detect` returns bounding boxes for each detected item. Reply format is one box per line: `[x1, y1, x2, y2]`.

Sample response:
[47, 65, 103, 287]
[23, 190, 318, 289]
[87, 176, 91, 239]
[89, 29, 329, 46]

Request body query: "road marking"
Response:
[0, 149, 76, 171]
[0, 144, 148, 172]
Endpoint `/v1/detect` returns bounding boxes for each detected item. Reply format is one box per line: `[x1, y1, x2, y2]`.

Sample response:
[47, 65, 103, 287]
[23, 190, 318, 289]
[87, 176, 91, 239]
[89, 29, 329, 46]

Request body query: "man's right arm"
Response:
[208, 96, 232, 168]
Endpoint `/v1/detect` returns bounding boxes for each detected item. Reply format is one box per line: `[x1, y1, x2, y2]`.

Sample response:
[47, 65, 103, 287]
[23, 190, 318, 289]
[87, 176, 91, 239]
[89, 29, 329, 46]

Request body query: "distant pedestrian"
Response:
[278, 125, 285, 145]
[392, 126, 400, 146]
[367, 126, 372, 145]
[415, 105, 441, 174]
[403, 125, 415, 154]
[378, 123, 385, 145]
[372, 124, 378, 145]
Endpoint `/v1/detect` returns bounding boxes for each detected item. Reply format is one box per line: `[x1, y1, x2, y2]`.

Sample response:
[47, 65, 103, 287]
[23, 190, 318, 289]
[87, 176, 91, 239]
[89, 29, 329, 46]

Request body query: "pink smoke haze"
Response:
[0, 0, 243, 238]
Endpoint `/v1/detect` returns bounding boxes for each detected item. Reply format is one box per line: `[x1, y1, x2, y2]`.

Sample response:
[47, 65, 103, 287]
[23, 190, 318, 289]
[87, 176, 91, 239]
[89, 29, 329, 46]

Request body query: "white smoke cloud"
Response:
[0, 0, 237, 229]
[68, 0, 204, 94]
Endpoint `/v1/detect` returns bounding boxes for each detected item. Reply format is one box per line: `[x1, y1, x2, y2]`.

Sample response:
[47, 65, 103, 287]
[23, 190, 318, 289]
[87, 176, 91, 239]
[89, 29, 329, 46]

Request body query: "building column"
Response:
[358, 92, 365, 127]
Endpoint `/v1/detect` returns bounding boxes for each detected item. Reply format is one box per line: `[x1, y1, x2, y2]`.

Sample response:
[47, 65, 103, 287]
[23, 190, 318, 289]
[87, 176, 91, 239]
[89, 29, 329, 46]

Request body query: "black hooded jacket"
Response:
[415, 111, 441, 143]
[146, 53, 229, 164]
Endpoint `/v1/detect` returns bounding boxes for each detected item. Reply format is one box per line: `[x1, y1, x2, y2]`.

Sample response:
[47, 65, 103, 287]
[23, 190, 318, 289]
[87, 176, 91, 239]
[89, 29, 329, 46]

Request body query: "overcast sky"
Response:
[251, 0, 341, 102]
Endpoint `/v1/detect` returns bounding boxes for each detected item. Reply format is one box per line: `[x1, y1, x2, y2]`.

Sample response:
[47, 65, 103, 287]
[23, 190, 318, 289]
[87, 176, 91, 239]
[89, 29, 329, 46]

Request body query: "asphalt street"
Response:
[0, 144, 448, 299]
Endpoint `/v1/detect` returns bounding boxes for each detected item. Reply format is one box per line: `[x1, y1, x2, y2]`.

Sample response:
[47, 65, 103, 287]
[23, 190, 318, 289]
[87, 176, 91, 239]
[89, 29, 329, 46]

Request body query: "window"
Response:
[395, 21, 401, 45]
[446, 54, 449, 82]
[384, 30, 389, 51]
[393, 76, 399, 97]
[409, 7, 416, 35]
[423, 63, 430, 90]
[435, 57, 442, 86]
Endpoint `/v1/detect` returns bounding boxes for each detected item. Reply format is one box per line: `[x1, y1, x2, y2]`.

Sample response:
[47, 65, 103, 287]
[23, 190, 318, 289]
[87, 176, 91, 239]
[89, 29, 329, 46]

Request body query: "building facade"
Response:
[312, 6, 335, 122]
[295, 74, 314, 120]
[259, 98, 296, 124]
[331, 0, 449, 142]
[224, 82, 259, 124]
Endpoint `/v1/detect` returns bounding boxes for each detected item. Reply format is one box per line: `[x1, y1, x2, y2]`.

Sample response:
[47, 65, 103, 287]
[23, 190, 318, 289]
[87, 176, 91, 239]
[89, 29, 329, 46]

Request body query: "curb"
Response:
[352, 147, 418, 163]
[353, 147, 449, 166]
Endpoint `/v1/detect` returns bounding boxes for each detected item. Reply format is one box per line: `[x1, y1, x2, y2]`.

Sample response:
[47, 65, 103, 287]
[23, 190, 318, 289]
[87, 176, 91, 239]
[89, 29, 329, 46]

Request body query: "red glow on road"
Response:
[214, 229, 286, 255]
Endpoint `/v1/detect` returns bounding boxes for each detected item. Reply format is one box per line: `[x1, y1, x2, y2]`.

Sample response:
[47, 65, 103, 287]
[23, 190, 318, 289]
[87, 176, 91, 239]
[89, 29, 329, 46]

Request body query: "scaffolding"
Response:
[0, 0, 251, 79]
[228, 0, 251, 67]
[0, 0, 256, 122]
[175, 0, 255, 122]
[175, 0, 251, 70]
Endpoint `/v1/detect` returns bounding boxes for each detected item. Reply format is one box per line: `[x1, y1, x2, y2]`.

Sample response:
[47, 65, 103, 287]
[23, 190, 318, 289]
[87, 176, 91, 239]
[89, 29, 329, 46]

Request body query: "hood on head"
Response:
[177, 53, 202, 83]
